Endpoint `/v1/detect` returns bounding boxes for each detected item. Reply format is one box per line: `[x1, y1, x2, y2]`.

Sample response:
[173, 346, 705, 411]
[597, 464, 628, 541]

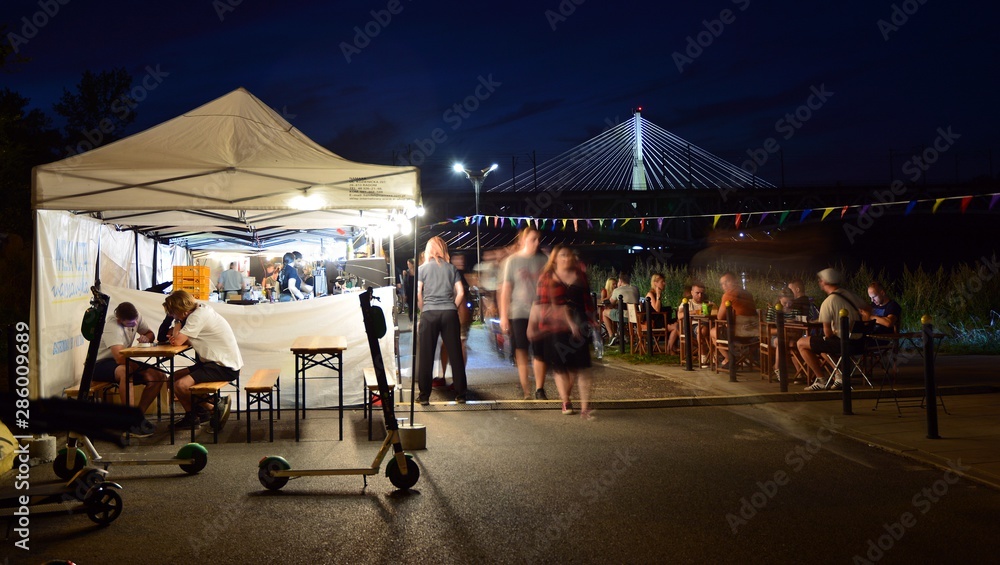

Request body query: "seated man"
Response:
[798, 268, 870, 390]
[601, 273, 640, 346]
[765, 287, 804, 379]
[93, 302, 165, 437]
[711, 272, 758, 368]
[787, 278, 819, 320]
[677, 282, 713, 364]
[868, 281, 902, 334]
[164, 290, 243, 430]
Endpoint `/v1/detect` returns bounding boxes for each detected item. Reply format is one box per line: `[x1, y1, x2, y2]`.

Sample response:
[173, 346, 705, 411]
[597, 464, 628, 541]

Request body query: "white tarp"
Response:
[33, 210, 192, 398]
[32, 87, 420, 237]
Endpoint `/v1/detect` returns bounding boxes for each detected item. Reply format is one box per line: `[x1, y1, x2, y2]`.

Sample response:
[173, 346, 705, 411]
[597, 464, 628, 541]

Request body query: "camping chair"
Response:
[819, 321, 876, 389]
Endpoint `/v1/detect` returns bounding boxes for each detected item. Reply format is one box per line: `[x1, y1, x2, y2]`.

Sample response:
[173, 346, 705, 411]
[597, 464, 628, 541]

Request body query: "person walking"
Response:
[529, 245, 597, 420]
[499, 226, 549, 400]
[416, 236, 469, 405]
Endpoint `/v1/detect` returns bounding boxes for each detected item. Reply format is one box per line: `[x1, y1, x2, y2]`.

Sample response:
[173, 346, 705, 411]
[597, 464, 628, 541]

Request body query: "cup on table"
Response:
[701, 303, 709, 315]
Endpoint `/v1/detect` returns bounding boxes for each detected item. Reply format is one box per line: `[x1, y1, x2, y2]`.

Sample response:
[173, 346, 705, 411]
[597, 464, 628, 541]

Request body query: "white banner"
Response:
[34, 210, 102, 398]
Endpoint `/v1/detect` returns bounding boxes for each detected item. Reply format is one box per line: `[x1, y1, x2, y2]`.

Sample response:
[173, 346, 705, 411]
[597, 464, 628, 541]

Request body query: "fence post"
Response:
[682, 300, 693, 371]
[726, 301, 737, 382]
[644, 297, 654, 358]
[775, 304, 788, 393]
[839, 308, 853, 415]
[617, 300, 626, 354]
[923, 315, 940, 439]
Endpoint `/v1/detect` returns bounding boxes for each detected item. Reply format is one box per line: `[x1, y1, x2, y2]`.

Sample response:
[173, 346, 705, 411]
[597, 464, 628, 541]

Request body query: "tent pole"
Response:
[134, 231, 140, 290]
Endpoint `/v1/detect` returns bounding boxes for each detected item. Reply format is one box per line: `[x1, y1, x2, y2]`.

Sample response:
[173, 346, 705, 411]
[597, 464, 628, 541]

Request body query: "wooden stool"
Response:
[244, 369, 281, 443]
[189, 381, 230, 444]
[363, 367, 396, 440]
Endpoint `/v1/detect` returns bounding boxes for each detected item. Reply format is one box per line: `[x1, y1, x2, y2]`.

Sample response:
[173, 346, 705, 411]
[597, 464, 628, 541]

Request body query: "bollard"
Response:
[682, 299, 693, 371]
[839, 309, 853, 415]
[775, 304, 788, 393]
[726, 301, 737, 382]
[923, 315, 940, 439]
[617, 300, 626, 354]
[644, 297, 654, 357]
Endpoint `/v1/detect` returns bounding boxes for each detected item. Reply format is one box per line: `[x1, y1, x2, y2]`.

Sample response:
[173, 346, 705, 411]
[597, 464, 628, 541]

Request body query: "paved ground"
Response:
[3, 321, 999, 563]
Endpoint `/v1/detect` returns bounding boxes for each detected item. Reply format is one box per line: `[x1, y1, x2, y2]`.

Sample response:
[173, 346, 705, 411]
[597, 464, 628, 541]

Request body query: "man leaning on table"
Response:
[798, 268, 870, 391]
[163, 290, 243, 431]
[868, 281, 902, 334]
[93, 301, 165, 437]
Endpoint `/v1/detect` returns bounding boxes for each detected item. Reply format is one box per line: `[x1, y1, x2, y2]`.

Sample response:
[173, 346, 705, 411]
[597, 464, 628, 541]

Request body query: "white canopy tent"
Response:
[30, 88, 419, 401]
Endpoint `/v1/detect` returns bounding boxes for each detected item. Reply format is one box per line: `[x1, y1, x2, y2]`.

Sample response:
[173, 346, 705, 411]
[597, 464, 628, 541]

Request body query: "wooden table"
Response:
[687, 314, 713, 367]
[120, 343, 192, 445]
[290, 336, 347, 442]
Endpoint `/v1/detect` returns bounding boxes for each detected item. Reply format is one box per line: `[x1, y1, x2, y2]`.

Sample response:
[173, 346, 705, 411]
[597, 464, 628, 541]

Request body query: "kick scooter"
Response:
[258, 287, 419, 490]
[53, 286, 208, 479]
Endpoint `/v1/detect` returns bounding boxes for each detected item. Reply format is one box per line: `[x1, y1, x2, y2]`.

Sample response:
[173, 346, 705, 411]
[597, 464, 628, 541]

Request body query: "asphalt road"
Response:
[9, 402, 1000, 564]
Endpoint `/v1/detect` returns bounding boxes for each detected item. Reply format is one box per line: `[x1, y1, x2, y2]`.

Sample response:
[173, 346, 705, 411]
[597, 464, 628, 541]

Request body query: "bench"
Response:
[65, 381, 119, 403]
[244, 369, 281, 443]
[189, 381, 231, 444]
[363, 367, 397, 440]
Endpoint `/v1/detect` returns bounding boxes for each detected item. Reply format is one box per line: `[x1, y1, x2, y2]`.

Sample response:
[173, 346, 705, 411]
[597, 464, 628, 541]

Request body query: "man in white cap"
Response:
[797, 268, 870, 390]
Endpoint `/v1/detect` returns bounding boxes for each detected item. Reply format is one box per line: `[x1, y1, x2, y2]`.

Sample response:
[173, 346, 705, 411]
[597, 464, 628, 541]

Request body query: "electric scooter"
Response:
[53, 286, 208, 480]
[257, 287, 419, 491]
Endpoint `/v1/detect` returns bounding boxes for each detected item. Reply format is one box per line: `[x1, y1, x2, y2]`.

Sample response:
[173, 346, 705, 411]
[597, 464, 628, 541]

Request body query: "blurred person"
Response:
[499, 226, 549, 399]
[798, 268, 870, 390]
[292, 251, 314, 297]
[164, 290, 243, 430]
[217, 262, 245, 301]
[645, 273, 679, 353]
[93, 301, 165, 437]
[416, 237, 468, 404]
[710, 272, 758, 368]
[868, 281, 902, 334]
[602, 272, 640, 346]
[765, 287, 804, 378]
[529, 245, 597, 420]
[399, 258, 416, 321]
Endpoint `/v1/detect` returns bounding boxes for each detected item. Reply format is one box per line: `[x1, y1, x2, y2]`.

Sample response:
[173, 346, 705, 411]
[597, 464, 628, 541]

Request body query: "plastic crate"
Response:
[173, 265, 210, 279]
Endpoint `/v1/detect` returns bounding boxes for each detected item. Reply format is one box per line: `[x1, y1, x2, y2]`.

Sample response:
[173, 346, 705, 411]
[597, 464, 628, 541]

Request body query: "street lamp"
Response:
[452, 163, 498, 270]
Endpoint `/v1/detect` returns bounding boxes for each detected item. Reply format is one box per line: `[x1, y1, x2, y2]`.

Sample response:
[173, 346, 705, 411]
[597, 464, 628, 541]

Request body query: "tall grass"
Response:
[586, 254, 1000, 354]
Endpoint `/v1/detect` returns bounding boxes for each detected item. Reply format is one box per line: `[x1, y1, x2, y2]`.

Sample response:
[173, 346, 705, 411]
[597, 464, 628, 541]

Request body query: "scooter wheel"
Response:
[258, 456, 291, 491]
[177, 443, 209, 474]
[53, 448, 88, 481]
[386, 454, 420, 490]
[86, 488, 123, 526]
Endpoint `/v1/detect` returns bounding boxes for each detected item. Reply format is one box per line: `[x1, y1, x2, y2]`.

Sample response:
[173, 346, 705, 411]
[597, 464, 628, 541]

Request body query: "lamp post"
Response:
[452, 163, 498, 270]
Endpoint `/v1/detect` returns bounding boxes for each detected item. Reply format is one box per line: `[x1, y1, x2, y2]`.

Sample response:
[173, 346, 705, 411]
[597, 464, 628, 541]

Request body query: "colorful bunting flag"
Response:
[961, 196, 973, 213]
[840, 206, 849, 219]
[859, 205, 870, 217]
[821, 208, 834, 221]
[991, 194, 1000, 210]
[800, 209, 812, 223]
[657, 217, 664, 230]
[734, 213, 742, 228]
[932, 198, 945, 213]
[712, 215, 721, 228]
[779, 211, 790, 225]
[905, 201, 917, 215]
[760, 212, 770, 224]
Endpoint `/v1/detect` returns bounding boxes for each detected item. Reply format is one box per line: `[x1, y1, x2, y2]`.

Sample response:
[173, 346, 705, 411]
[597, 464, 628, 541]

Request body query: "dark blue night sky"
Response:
[5, 0, 996, 194]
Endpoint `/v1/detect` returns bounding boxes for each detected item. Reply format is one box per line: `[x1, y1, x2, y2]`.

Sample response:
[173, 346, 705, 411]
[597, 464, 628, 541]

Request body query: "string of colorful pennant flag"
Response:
[427, 192, 1000, 231]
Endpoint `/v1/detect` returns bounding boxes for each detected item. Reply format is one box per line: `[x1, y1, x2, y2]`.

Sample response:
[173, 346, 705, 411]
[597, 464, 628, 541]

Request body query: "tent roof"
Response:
[32, 87, 419, 250]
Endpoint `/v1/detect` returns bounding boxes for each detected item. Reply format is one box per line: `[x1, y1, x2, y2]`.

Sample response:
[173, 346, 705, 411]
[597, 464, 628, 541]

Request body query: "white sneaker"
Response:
[805, 381, 826, 391]
[831, 380, 843, 390]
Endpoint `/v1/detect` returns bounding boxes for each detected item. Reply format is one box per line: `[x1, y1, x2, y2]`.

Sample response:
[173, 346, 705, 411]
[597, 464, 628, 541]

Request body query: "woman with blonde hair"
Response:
[601, 277, 616, 304]
[416, 236, 468, 404]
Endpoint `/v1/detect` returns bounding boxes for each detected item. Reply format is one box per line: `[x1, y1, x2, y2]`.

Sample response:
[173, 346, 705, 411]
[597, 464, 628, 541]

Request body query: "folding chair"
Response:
[713, 315, 760, 373]
[758, 310, 774, 381]
[627, 304, 668, 355]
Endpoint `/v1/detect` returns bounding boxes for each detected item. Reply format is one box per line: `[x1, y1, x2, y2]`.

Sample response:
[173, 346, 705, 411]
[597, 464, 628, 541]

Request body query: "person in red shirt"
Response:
[710, 272, 757, 368]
